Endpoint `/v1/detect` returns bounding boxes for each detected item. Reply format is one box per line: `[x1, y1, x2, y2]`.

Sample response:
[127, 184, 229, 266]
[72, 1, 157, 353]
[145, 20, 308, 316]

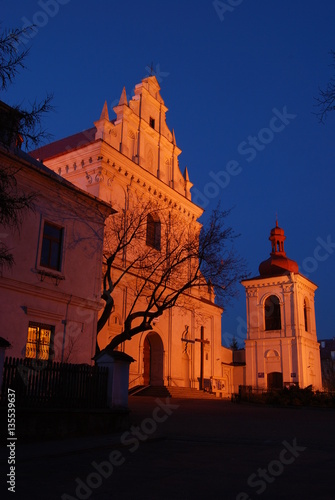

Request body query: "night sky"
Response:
[2, 0, 335, 345]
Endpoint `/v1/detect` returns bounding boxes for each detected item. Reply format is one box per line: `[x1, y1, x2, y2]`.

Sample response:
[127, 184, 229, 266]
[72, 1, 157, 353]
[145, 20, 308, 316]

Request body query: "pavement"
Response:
[1, 397, 335, 499]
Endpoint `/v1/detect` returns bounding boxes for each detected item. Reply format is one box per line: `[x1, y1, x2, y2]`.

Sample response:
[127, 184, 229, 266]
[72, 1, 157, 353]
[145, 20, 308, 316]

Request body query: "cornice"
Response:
[50, 141, 202, 220]
[242, 276, 291, 288]
[294, 277, 318, 295]
[24, 307, 64, 322]
[0, 276, 102, 310]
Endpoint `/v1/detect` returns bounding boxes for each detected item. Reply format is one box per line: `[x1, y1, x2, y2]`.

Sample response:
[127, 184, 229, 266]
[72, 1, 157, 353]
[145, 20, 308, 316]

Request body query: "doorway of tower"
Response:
[143, 332, 164, 386]
[267, 371, 283, 390]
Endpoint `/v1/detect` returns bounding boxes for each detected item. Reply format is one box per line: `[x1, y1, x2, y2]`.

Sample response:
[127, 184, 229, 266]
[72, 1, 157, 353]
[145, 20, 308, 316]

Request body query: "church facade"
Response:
[31, 76, 224, 390]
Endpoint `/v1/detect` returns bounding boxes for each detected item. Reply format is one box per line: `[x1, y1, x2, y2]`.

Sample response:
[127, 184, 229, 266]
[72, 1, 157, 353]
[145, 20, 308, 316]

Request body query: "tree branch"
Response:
[98, 198, 249, 352]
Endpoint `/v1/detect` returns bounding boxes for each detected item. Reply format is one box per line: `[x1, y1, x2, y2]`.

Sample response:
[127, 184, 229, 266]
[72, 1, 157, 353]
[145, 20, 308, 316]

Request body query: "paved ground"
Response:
[1, 397, 335, 499]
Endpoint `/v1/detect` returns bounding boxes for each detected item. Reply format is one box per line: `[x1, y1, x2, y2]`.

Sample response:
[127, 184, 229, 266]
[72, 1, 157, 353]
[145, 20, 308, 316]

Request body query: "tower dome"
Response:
[259, 220, 299, 277]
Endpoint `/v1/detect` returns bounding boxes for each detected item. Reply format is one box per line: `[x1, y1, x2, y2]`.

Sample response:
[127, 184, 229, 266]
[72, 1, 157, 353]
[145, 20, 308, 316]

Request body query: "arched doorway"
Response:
[267, 371, 283, 390]
[143, 332, 164, 386]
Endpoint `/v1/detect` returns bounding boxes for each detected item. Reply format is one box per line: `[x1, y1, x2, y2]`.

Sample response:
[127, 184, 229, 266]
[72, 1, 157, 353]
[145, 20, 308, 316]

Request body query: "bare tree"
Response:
[0, 26, 53, 266]
[229, 336, 239, 350]
[315, 50, 335, 123]
[98, 196, 248, 351]
[0, 26, 53, 149]
[0, 163, 35, 266]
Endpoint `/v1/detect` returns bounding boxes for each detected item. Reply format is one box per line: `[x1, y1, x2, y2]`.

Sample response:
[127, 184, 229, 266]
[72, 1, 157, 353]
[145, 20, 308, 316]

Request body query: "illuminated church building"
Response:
[32, 76, 322, 392]
[241, 222, 322, 391]
[32, 76, 225, 391]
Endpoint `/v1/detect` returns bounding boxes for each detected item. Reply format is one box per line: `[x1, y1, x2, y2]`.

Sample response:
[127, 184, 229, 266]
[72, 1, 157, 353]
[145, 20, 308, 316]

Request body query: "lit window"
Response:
[264, 295, 281, 330]
[26, 322, 54, 360]
[146, 213, 161, 251]
[40, 222, 63, 270]
[149, 117, 155, 129]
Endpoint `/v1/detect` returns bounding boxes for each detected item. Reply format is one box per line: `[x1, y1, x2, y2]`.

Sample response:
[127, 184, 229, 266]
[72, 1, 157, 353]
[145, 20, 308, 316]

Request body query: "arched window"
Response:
[146, 213, 161, 251]
[264, 295, 281, 330]
[304, 299, 308, 332]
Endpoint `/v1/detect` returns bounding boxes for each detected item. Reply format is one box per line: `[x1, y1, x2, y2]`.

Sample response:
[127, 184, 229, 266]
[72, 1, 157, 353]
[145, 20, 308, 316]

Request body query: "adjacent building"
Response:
[0, 142, 113, 364]
[319, 338, 335, 390]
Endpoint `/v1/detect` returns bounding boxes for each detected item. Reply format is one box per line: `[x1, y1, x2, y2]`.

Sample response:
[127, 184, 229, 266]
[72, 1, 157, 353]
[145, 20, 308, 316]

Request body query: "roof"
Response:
[1, 145, 116, 216]
[94, 349, 135, 363]
[0, 337, 11, 349]
[30, 127, 97, 161]
[241, 273, 317, 288]
[259, 255, 299, 277]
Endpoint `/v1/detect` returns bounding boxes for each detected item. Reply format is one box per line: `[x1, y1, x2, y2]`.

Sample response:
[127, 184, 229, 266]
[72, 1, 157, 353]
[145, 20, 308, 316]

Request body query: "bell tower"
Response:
[241, 221, 322, 390]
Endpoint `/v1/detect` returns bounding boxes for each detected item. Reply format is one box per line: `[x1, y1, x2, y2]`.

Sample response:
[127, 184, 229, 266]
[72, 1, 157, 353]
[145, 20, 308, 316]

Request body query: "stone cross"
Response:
[181, 326, 209, 390]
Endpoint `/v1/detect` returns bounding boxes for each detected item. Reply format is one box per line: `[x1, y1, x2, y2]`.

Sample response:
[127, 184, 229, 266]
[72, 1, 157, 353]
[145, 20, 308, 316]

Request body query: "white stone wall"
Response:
[242, 273, 322, 390]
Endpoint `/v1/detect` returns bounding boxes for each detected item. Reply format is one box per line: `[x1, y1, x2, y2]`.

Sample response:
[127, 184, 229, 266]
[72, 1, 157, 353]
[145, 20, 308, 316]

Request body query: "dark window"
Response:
[40, 222, 63, 270]
[26, 322, 54, 360]
[146, 213, 161, 250]
[304, 300, 308, 331]
[149, 117, 155, 129]
[265, 295, 281, 330]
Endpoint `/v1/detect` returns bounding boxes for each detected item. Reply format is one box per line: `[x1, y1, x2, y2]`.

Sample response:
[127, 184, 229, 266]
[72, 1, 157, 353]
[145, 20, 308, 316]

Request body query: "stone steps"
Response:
[130, 385, 217, 399]
[130, 386, 172, 398]
[168, 387, 217, 399]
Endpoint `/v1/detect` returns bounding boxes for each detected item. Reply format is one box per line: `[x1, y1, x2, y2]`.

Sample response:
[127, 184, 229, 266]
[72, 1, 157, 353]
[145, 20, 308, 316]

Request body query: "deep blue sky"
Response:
[2, 0, 335, 345]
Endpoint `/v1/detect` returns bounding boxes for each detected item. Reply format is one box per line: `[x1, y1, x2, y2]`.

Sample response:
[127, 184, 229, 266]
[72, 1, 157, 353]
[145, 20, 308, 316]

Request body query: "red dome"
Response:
[259, 255, 299, 277]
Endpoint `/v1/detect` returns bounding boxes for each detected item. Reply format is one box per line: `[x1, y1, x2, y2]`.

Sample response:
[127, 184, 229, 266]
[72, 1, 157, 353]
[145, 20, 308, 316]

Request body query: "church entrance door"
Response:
[143, 332, 164, 386]
[267, 371, 283, 390]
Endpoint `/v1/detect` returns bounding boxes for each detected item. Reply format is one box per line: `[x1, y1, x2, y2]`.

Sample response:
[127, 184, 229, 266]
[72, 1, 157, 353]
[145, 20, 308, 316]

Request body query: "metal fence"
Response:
[0, 357, 108, 409]
[233, 384, 335, 406]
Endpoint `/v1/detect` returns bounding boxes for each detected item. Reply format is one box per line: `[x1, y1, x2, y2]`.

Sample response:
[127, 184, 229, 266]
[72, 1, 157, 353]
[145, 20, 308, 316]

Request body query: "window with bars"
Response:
[40, 221, 63, 271]
[25, 322, 54, 360]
